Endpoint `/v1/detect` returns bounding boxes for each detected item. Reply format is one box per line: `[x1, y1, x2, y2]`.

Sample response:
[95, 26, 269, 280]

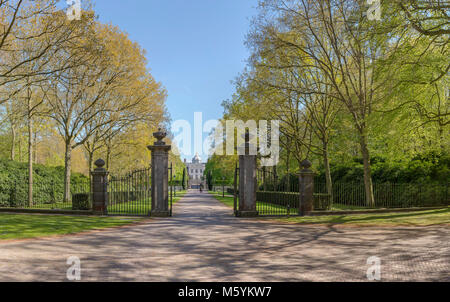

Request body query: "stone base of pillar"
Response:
[236, 210, 259, 217]
[150, 210, 171, 217]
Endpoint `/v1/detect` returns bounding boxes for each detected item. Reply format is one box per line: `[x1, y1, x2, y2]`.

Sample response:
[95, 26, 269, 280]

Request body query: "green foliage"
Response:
[206, 170, 213, 191]
[314, 152, 450, 184]
[181, 168, 186, 190]
[0, 159, 89, 208]
[72, 193, 90, 210]
[204, 154, 237, 185]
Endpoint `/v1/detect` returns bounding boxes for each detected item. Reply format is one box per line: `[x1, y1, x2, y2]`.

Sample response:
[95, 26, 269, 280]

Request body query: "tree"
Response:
[396, 0, 450, 37]
[248, 0, 412, 206]
[0, 1, 81, 98]
[83, 74, 166, 175]
[1, 94, 23, 160]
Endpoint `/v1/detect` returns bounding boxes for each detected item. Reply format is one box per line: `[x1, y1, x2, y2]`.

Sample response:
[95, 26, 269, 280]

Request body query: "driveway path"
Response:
[0, 190, 448, 281]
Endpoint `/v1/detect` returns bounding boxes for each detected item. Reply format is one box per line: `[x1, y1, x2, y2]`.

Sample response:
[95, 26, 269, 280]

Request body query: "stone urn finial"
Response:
[153, 128, 167, 146]
[301, 159, 312, 170]
[94, 158, 105, 169]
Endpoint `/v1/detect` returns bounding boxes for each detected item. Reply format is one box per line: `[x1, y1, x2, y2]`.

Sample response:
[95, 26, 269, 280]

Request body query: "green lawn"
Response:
[0, 214, 142, 240]
[0, 202, 74, 211]
[208, 191, 450, 226]
[210, 191, 235, 207]
[273, 208, 450, 226]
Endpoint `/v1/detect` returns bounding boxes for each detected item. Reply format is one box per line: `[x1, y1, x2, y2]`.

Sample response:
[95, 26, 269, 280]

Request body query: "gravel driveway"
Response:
[0, 190, 448, 281]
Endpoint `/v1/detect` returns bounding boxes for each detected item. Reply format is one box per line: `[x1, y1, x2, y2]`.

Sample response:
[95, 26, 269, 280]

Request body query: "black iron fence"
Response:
[253, 168, 449, 216]
[315, 182, 449, 210]
[108, 167, 152, 216]
[0, 162, 183, 216]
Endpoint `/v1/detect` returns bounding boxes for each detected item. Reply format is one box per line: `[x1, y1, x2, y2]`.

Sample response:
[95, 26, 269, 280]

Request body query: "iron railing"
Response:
[108, 167, 152, 216]
[252, 168, 449, 216]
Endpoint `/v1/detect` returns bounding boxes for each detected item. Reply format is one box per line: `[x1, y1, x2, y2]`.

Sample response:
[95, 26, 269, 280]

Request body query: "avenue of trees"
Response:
[206, 0, 449, 206]
[0, 1, 174, 203]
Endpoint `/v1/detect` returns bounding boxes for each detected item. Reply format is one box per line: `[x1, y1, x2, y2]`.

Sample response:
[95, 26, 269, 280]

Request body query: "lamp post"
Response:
[173, 175, 176, 197]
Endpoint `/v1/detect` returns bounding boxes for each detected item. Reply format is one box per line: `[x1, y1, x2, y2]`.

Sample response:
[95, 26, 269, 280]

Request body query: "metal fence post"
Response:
[91, 159, 108, 215]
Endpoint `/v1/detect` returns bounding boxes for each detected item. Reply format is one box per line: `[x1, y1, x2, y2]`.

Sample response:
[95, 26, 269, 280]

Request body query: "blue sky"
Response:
[88, 0, 259, 161]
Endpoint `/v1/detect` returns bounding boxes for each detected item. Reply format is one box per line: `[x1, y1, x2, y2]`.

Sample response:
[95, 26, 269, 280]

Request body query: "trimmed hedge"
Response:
[0, 159, 89, 208]
[72, 193, 90, 210]
[315, 152, 450, 184]
[329, 182, 449, 208]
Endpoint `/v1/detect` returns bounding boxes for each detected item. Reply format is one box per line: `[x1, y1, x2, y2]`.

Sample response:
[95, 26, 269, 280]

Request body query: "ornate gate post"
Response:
[91, 159, 108, 215]
[237, 132, 258, 217]
[147, 129, 171, 217]
[299, 159, 315, 216]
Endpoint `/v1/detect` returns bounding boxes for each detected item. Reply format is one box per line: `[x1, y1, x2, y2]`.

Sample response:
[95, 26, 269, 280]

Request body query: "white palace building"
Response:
[184, 153, 206, 189]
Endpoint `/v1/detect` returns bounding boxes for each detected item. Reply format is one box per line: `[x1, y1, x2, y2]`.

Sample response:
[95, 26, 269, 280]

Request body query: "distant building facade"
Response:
[185, 153, 206, 189]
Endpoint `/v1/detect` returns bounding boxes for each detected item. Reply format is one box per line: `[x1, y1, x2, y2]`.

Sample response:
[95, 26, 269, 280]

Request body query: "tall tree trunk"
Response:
[33, 130, 37, 164]
[64, 141, 72, 203]
[106, 143, 111, 170]
[10, 126, 16, 161]
[439, 126, 444, 152]
[323, 140, 333, 204]
[28, 102, 33, 207]
[18, 137, 22, 162]
[286, 140, 290, 190]
[88, 150, 94, 183]
[359, 133, 375, 207]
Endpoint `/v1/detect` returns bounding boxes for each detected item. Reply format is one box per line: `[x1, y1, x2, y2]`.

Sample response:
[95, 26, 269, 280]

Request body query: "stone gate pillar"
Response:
[237, 132, 258, 217]
[299, 159, 315, 216]
[91, 159, 108, 215]
[147, 129, 171, 217]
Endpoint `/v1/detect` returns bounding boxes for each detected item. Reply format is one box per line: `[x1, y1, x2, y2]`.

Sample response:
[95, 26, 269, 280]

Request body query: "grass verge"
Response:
[208, 191, 450, 227]
[272, 208, 450, 226]
[173, 190, 187, 204]
[209, 191, 234, 207]
[0, 213, 142, 240]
